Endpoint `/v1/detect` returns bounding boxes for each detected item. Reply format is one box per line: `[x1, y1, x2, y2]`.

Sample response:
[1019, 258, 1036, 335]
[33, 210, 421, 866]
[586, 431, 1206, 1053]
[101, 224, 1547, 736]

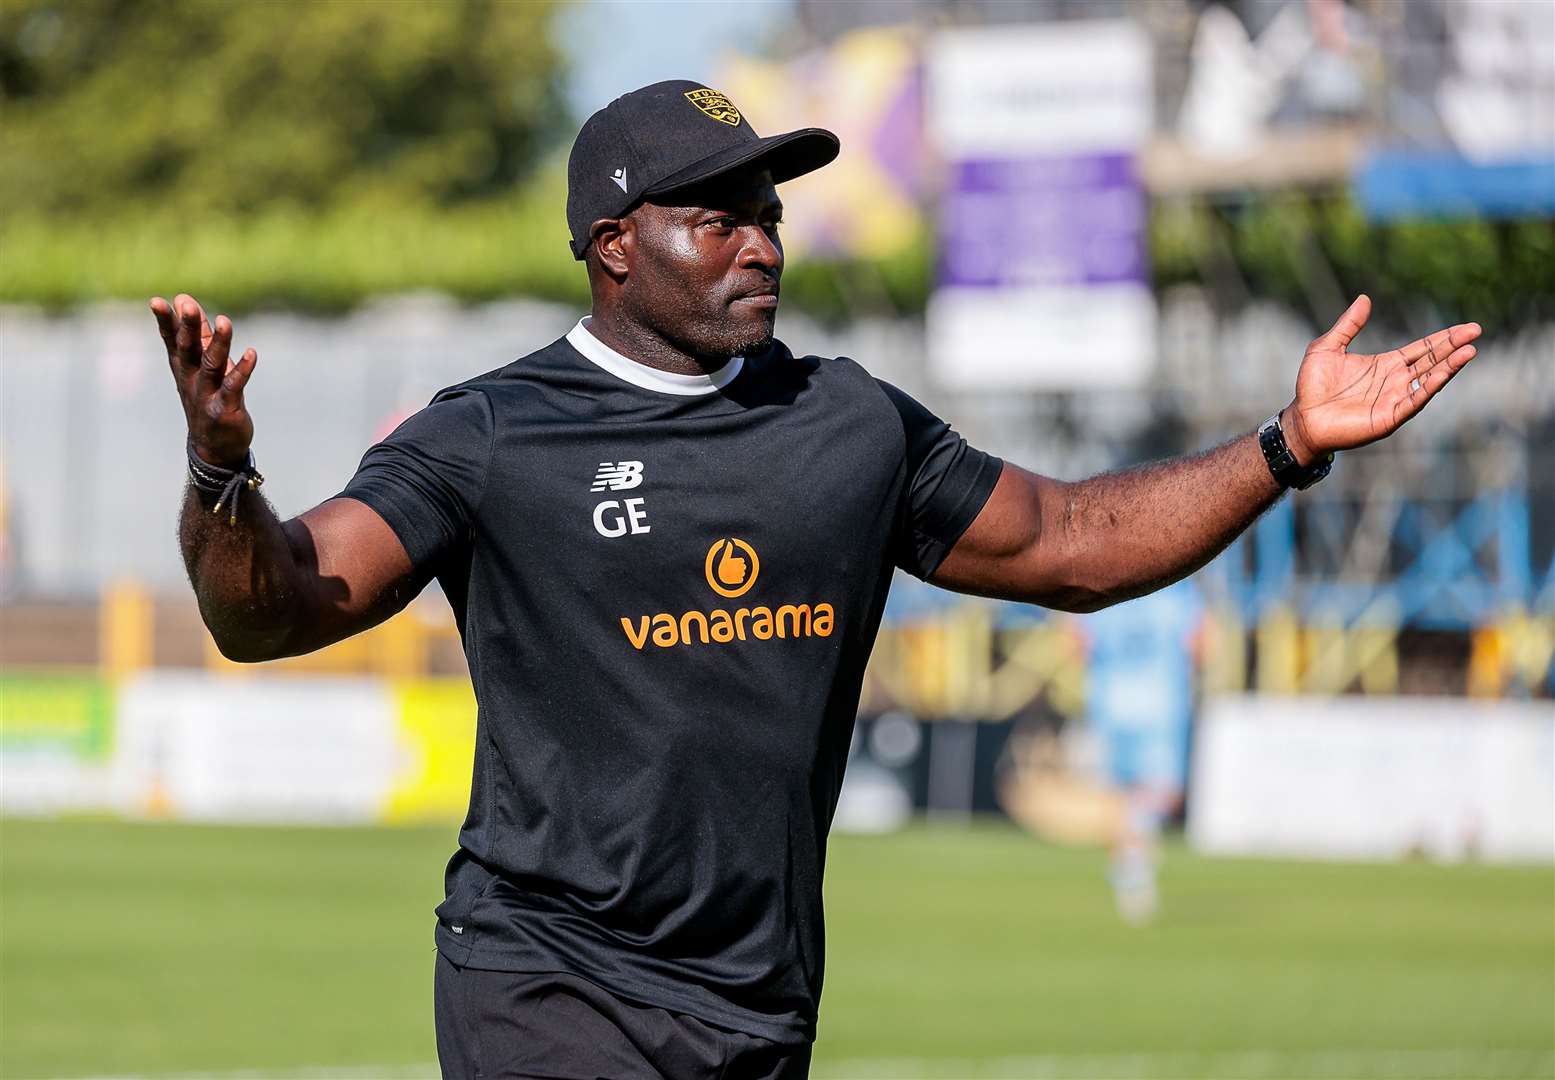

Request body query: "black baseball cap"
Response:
[566, 79, 840, 260]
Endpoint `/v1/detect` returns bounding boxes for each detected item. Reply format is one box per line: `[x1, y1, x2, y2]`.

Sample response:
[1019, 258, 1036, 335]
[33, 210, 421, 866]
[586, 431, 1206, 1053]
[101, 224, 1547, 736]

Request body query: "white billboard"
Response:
[926, 20, 1156, 391]
[1191, 694, 1555, 863]
[112, 672, 400, 823]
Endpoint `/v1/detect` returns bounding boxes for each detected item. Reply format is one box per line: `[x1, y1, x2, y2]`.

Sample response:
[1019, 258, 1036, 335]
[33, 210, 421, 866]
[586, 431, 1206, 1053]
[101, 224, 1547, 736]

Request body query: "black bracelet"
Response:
[187, 440, 264, 526]
[1257, 414, 1332, 491]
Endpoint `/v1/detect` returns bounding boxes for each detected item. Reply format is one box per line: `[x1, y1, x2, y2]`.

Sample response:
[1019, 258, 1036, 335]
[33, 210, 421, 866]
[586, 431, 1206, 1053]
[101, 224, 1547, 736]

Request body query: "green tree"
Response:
[0, 0, 569, 218]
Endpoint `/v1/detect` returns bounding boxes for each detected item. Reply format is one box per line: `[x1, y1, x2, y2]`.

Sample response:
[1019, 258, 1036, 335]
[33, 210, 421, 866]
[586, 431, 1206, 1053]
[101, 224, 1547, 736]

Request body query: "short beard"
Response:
[630, 289, 776, 365]
[713, 319, 775, 360]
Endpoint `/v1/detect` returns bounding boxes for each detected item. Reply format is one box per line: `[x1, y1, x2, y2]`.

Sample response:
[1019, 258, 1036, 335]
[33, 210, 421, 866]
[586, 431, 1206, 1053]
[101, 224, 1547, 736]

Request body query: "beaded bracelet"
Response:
[187, 440, 265, 526]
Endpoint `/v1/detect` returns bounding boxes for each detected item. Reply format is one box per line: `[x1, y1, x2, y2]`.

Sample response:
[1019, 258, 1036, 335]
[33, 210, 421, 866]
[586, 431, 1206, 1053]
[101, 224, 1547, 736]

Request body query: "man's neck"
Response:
[584, 310, 731, 378]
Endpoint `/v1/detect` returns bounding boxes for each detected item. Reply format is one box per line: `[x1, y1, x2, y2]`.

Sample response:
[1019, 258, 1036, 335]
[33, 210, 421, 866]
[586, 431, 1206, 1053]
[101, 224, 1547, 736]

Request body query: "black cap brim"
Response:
[643, 127, 840, 198]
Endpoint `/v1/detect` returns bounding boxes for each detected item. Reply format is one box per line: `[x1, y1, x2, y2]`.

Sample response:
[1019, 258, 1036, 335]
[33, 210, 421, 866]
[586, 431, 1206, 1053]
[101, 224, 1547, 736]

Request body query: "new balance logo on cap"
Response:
[610, 167, 628, 193]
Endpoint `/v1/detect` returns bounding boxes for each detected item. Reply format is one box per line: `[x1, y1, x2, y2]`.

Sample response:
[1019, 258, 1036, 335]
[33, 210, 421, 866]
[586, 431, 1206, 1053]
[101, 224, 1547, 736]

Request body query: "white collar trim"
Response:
[566, 317, 743, 397]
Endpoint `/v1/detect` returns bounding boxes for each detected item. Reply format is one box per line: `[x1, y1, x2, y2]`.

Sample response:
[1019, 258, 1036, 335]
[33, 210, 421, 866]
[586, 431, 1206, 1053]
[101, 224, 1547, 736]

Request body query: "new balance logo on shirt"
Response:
[592, 461, 644, 491]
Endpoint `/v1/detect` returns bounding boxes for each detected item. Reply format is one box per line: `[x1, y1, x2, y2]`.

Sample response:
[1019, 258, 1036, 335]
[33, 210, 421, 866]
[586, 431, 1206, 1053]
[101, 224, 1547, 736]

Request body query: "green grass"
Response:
[1, 819, 1550, 1079]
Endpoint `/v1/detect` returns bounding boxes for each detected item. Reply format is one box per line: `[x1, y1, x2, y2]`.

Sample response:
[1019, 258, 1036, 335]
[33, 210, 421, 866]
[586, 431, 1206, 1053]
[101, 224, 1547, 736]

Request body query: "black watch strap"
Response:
[1258, 414, 1333, 491]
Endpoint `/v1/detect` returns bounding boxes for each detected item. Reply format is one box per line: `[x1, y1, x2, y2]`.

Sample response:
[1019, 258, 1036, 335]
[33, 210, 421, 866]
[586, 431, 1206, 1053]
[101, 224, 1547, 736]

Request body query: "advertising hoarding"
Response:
[927, 21, 1155, 391]
[1191, 694, 1555, 863]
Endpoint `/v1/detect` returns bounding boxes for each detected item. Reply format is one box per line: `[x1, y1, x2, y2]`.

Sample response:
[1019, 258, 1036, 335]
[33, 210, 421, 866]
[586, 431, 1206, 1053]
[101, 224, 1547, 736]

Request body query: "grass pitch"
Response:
[0, 819, 1549, 1079]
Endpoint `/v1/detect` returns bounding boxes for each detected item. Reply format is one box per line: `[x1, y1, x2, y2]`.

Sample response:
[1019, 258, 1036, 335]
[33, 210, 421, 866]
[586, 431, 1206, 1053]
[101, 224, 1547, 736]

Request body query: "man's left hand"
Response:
[1280, 295, 1481, 466]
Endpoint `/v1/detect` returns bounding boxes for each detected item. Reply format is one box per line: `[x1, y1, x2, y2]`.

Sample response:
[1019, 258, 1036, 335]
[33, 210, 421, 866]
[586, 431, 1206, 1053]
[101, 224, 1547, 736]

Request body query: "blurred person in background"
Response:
[1079, 575, 1206, 924]
[0, 457, 23, 599]
[151, 77, 1482, 1078]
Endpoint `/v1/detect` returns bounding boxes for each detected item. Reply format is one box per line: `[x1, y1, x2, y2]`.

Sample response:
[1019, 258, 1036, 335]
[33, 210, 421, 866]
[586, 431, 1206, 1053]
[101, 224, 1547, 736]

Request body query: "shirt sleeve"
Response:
[875, 379, 1003, 579]
[334, 387, 495, 572]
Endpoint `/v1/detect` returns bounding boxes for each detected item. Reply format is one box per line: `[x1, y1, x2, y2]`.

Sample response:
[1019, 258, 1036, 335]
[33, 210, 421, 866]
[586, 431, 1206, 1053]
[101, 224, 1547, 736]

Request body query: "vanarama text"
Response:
[621, 603, 836, 650]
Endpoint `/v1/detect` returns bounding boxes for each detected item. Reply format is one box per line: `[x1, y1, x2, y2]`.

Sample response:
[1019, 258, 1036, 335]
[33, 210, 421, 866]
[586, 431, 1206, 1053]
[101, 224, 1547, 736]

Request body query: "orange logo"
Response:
[705, 537, 759, 598]
[618, 538, 835, 651]
[684, 87, 742, 127]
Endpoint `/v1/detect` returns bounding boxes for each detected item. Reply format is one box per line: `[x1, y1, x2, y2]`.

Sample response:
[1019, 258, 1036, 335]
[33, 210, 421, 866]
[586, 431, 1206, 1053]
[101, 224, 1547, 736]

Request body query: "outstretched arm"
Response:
[154, 294, 418, 661]
[932, 297, 1481, 611]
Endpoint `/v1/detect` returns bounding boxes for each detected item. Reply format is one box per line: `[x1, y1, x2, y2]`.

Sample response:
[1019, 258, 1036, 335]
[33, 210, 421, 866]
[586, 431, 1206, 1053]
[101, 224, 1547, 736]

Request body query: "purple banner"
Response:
[939, 153, 1147, 289]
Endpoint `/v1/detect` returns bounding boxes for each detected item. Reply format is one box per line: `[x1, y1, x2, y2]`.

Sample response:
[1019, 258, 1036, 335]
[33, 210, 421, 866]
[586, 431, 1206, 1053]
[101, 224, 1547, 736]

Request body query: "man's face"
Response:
[617, 169, 784, 360]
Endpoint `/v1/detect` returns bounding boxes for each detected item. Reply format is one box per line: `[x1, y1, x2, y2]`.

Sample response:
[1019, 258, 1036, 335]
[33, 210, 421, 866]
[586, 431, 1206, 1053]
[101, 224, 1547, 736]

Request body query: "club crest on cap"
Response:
[683, 87, 741, 127]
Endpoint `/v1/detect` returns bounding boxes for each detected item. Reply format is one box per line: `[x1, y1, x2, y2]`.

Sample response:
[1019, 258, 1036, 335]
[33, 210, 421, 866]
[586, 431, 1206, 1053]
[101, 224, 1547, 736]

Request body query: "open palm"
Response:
[1285, 295, 1481, 463]
[151, 293, 259, 468]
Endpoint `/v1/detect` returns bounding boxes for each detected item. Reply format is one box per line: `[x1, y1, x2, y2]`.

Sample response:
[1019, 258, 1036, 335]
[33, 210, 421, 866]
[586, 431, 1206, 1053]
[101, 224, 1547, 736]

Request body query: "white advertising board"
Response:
[1190, 694, 1554, 863]
[926, 20, 1156, 391]
[926, 22, 1154, 159]
[112, 671, 400, 823]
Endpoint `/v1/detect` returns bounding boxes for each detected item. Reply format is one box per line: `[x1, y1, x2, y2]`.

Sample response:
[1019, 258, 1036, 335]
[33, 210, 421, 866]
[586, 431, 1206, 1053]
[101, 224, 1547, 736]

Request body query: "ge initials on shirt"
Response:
[592, 460, 650, 537]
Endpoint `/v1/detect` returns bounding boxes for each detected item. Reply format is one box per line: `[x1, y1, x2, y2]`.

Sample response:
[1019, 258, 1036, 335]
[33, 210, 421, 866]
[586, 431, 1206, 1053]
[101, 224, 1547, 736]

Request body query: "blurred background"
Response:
[1, 1, 1551, 1077]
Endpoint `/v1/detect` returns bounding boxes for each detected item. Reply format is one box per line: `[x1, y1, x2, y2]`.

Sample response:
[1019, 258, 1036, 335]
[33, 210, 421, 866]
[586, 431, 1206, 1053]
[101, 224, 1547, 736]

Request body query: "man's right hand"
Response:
[151, 293, 259, 468]
[153, 293, 420, 662]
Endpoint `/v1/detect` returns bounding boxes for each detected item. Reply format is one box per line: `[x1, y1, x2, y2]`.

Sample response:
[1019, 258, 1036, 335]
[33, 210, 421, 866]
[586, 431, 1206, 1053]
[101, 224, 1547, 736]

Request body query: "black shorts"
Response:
[433, 952, 813, 1079]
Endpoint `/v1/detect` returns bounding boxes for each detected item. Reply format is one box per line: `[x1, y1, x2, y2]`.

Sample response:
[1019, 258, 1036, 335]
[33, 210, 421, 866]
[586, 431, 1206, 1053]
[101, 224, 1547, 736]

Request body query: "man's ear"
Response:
[591, 217, 632, 280]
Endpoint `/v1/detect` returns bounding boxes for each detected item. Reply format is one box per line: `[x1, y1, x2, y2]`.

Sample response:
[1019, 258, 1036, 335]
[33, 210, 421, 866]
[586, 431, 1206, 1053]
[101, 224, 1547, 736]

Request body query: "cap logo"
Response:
[610, 167, 628, 193]
[683, 87, 741, 127]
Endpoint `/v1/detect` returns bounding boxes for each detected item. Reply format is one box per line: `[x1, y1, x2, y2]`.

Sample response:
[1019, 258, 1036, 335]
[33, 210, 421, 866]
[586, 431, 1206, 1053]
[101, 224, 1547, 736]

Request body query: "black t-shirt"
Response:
[337, 320, 1001, 1043]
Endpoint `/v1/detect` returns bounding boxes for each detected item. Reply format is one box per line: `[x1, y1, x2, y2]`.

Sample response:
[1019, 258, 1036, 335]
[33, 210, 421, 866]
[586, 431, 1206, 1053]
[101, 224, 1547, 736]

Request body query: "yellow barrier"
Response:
[100, 580, 153, 678]
[385, 679, 478, 823]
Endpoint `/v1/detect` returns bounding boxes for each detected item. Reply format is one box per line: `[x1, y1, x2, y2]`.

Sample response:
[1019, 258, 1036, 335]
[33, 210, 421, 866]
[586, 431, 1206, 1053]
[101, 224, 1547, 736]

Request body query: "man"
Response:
[1079, 575, 1205, 924]
[152, 81, 1479, 1078]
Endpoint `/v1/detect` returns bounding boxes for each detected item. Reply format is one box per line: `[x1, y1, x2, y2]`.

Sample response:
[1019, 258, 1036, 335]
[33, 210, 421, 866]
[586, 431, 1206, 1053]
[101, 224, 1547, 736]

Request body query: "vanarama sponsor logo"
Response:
[619, 603, 835, 649]
[705, 536, 759, 598]
[620, 537, 836, 650]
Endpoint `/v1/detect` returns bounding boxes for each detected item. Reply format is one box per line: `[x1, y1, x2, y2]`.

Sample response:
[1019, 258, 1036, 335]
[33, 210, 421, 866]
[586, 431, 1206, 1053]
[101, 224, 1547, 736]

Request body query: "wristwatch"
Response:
[1258, 413, 1333, 491]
